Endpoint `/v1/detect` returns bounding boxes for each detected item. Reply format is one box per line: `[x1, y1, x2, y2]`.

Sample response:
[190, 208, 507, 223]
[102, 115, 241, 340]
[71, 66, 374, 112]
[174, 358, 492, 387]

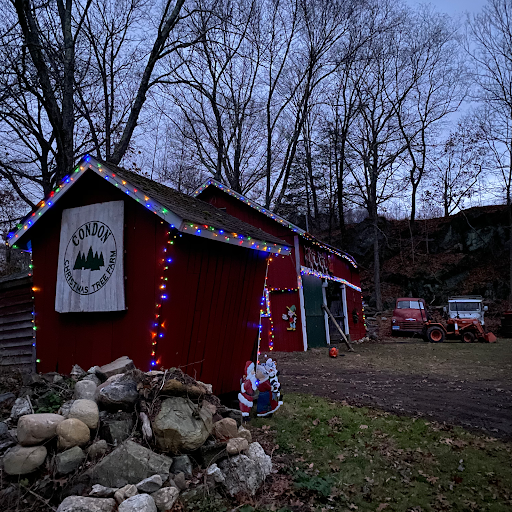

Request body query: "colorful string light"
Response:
[300, 266, 362, 292]
[192, 179, 358, 268]
[6, 156, 292, 257]
[150, 225, 177, 368]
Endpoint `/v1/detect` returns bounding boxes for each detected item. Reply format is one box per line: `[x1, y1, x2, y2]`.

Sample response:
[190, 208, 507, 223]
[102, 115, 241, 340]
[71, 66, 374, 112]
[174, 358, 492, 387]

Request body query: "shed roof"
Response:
[8, 156, 291, 255]
[193, 179, 357, 268]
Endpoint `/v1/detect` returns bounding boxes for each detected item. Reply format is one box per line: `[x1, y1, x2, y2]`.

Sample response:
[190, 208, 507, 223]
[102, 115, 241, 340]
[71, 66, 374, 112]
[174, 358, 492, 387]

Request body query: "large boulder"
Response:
[152, 397, 212, 452]
[97, 375, 138, 411]
[16, 413, 65, 446]
[55, 446, 86, 474]
[56, 496, 116, 512]
[98, 356, 134, 380]
[89, 440, 173, 488]
[74, 380, 97, 400]
[219, 454, 264, 496]
[119, 494, 157, 512]
[68, 399, 99, 429]
[212, 417, 238, 442]
[56, 418, 90, 450]
[3, 445, 47, 475]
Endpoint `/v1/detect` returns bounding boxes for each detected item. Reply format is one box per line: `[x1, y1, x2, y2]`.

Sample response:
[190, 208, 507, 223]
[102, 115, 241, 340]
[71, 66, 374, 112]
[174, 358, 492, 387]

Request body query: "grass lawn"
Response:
[230, 393, 512, 512]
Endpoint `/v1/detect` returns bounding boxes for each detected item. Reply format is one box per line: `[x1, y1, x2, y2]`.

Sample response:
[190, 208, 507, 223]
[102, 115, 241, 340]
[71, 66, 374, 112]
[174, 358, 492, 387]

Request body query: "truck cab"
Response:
[392, 298, 427, 334]
[445, 296, 488, 325]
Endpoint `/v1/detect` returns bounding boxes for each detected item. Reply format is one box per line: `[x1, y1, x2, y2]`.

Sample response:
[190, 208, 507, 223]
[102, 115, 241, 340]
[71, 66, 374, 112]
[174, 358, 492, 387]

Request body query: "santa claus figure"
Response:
[238, 361, 257, 419]
[256, 359, 283, 417]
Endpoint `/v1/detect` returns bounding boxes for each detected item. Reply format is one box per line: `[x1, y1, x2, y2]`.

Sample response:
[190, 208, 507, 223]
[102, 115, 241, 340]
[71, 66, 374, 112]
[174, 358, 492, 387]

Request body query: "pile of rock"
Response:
[0, 356, 273, 511]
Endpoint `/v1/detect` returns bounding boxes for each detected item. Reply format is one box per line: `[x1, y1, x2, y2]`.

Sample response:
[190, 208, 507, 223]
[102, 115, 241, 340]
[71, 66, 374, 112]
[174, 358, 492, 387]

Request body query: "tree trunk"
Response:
[373, 217, 382, 311]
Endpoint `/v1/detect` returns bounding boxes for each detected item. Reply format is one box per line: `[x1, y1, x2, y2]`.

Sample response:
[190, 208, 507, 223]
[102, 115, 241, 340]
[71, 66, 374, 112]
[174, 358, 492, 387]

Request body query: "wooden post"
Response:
[322, 304, 354, 352]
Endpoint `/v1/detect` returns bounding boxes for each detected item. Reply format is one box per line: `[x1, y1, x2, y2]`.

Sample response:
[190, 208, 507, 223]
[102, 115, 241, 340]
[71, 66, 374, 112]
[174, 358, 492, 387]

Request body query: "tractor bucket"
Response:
[485, 332, 497, 343]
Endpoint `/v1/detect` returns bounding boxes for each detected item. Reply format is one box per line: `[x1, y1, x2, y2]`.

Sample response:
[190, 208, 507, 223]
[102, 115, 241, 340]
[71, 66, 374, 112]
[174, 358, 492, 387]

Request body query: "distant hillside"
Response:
[328, 205, 511, 317]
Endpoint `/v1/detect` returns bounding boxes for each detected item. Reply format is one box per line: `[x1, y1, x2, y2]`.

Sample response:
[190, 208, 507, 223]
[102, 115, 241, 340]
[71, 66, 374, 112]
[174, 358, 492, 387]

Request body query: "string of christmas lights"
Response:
[300, 266, 362, 292]
[7, 156, 291, 257]
[192, 179, 358, 268]
[150, 225, 178, 368]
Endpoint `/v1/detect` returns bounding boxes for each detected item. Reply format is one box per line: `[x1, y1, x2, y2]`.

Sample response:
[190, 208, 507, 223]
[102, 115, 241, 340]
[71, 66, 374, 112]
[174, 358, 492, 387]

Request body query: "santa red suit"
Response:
[238, 361, 257, 418]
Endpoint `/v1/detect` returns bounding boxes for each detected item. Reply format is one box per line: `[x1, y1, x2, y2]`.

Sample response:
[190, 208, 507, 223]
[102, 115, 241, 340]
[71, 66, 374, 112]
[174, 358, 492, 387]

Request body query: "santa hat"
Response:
[244, 361, 255, 377]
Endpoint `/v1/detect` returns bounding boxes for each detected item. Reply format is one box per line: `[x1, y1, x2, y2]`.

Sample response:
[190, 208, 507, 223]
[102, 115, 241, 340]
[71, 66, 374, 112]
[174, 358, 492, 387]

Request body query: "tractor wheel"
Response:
[426, 326, 445, 343]
[462, 331, 475, 343]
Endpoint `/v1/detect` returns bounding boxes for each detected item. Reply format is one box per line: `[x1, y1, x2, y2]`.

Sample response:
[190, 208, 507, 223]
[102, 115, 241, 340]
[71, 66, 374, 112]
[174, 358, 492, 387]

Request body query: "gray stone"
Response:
[59, 400, 75, 419]
[69, 399, 99, 429]
[3, 445, 47, 475]
[74, 380, 97, 400]
[97, 376, 138, 411]
[82, 374, 101, 386]
[17, 413, 65, 446]
[57, 496, 116, 512]
[151, 487, 179, 512]
[23, 373, 45, 386]
[218, 407, 243, 427]
[219, 454, 264, 496]
[136, 474, 162, 493]
[89, 484, 117, 498]
[87, 440, 108, 459]
[173, 472, 188, 491]
[0, 422, 15, 452]
[89, 440, 173, 488]
[152, 397, 212, 452]
[0, 422, 9, 437]
[199, 441, 228, 466]
[88, 365, 101, 374]
[247, 442, 272, 478]
[99, 411, 134, 445]
[0, 392, 16, 407]
[10, 397, 32, 420]
[206, 463, 225, 485]
[70, 365, 86, 381]
[226, 437, 248, 455]
[98, 356, 134, 380]
[171, 454, 192, 478]
[119, 494, 156, 512]
[114, 484, 138, 504]
[53, 374, 64, 384]
[55, 446, 86, 475]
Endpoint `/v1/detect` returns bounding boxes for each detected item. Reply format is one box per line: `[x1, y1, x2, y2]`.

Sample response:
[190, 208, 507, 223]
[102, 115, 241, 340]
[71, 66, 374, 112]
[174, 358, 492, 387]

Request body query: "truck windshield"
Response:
[397, 301, 423, 309]
[449, 302, 480, 312]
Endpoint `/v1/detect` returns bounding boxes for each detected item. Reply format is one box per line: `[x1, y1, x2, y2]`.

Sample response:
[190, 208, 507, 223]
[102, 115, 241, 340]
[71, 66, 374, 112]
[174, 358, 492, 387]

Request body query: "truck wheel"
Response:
[426, 326, 445, 343]
[462, 331, 475, 343]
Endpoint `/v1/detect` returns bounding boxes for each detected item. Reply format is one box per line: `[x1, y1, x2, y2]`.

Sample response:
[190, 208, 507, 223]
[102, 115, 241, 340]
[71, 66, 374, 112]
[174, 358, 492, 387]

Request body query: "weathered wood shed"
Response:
[194, 180, 366, 352]
[6, 155, 291, 394]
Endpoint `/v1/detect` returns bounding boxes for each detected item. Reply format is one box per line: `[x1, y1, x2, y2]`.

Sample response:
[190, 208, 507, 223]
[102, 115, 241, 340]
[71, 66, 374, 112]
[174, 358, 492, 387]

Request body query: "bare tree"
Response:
[467, 0, 512, 303]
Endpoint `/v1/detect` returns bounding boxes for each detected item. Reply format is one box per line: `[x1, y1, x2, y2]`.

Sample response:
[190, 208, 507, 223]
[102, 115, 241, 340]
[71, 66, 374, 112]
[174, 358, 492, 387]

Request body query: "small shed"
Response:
[6, 156, 291, 394]
[194, 180, 366, 352]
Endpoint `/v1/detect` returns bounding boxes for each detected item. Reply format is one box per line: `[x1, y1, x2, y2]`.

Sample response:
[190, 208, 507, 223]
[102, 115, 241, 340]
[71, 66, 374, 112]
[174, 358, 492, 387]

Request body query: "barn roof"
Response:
[193, 179, 357, 268]
[7, 156, 291, 255]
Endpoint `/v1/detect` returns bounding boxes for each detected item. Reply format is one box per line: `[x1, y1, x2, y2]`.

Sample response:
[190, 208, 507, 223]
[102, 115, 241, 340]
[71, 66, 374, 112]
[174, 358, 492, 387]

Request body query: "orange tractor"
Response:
[423, 318, 496, 343]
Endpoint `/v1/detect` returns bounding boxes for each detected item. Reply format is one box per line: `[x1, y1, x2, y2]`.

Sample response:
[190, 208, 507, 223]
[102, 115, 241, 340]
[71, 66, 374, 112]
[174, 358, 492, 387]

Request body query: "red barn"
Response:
[194, 180, 366, 352]
[6, 155, 291, 394]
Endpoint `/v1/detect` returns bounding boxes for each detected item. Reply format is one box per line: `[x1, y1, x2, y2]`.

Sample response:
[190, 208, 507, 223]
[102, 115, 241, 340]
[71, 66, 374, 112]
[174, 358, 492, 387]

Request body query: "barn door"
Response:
[302, 274, 327, 348]
[327, 282, 348, 343]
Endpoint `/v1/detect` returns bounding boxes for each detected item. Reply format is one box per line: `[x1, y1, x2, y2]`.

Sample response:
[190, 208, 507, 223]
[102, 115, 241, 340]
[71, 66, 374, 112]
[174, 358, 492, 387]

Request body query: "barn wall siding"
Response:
[0, 273, 35, 372]
[28, 170, 266, 393]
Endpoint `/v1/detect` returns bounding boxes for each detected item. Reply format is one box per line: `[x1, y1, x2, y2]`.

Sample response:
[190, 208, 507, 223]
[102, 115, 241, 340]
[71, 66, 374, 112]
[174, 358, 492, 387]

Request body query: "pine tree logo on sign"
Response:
[63, 221, 117, 295]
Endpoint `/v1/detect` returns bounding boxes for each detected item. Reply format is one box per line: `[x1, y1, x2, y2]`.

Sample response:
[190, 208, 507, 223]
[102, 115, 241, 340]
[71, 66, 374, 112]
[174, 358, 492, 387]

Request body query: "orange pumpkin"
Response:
[329, 347, 339, 358]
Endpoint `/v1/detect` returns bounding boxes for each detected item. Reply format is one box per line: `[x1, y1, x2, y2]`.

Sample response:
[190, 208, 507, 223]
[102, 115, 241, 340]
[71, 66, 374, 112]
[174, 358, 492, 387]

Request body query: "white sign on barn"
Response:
[55, 201, 125, 312]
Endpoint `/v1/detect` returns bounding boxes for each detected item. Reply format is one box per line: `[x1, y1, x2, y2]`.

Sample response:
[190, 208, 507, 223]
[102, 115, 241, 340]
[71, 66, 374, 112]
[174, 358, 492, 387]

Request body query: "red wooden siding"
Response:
[30, 171, 267, 394]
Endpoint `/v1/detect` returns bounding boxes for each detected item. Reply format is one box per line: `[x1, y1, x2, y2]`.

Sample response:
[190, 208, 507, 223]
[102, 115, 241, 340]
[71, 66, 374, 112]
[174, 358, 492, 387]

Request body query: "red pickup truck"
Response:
[391, 297, 427, 335]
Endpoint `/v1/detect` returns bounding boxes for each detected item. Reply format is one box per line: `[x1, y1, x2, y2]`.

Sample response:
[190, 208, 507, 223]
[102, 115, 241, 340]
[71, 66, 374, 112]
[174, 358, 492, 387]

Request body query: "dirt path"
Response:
[272, 341, 512, 439]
